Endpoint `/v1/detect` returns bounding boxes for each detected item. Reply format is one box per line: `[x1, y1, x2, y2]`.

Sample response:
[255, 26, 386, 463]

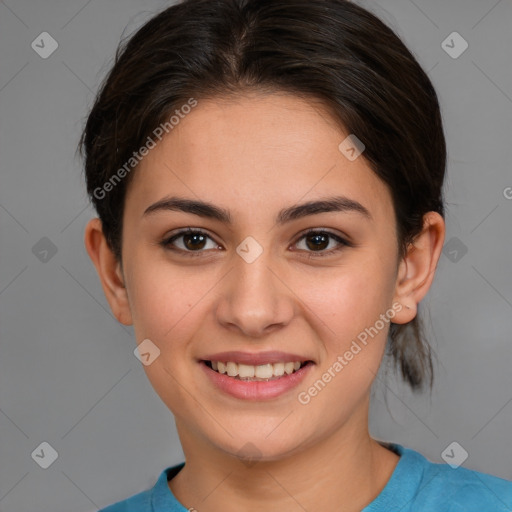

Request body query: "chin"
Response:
[205, 423, 313, 464]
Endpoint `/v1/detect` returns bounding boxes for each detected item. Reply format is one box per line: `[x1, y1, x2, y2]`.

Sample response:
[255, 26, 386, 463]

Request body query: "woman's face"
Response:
[119, 93, 404, 460]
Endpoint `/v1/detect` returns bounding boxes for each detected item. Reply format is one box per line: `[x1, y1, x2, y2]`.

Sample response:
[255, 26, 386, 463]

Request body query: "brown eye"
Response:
[304, 232, 330, 251]
[294, 229, 350, 257]
[182, 232, 207, 250]
[161, 228, 219, 254]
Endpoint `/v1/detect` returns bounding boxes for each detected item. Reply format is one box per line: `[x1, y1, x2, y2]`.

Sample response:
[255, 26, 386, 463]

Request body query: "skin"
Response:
[85, 92, 445, 512]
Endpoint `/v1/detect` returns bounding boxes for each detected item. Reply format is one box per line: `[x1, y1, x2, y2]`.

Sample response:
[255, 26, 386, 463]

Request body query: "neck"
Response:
[169, 400, 399, 512]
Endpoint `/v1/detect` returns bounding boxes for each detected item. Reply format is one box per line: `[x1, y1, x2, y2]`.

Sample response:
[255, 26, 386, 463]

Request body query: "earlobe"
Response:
[392, 212, 445, 325]
[84, 218, 133, 326]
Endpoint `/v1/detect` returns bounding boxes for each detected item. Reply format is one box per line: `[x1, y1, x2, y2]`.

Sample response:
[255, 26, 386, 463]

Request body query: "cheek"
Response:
[299, 255, 396, 344]
[125, 253, 211, 347]
[125, 257, 215, 410]
[294, 267, 394, 414]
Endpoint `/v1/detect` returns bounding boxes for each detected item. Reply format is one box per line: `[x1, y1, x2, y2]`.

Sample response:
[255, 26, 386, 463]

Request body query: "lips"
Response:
[201, 350, 313, 366]
[199, 351, 315, 399]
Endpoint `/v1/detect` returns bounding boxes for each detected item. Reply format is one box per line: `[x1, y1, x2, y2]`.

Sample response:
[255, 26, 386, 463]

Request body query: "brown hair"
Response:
[79, 0, 445, 391]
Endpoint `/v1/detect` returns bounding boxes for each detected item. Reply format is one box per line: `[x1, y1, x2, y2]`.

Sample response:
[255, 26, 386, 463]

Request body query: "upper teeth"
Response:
[212, 361, 302, 379]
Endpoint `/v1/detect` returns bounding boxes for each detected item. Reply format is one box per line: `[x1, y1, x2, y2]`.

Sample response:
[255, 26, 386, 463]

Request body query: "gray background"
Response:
[0, 0, 511, 510]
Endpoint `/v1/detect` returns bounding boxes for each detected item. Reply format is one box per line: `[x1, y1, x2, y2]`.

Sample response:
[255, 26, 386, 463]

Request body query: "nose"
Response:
[215, 246, 295, 338]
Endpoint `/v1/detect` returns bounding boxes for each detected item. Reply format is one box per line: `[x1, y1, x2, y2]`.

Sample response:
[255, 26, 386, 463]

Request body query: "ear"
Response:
[392, 211, 445, 324]
[84, 218, 133, 326]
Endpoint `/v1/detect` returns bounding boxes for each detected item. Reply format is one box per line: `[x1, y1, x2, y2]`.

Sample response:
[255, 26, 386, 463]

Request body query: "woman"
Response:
[81, 0, 512, 510]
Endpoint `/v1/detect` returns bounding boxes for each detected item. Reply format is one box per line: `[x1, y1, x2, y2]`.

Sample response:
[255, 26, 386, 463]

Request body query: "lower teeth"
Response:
[235, 375, 288, 382]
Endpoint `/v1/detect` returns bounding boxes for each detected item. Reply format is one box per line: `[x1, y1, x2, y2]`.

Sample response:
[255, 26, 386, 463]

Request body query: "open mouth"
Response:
[203, 360, 313, 381]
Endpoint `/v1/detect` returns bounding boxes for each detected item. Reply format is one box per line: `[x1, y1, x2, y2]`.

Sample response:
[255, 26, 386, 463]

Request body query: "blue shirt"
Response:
[99, 443, 512, 511]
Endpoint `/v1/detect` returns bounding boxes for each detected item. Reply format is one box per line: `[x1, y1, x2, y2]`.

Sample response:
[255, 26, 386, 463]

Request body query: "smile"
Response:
[205, 360, 310, 381]
[200, 357, 315, 400]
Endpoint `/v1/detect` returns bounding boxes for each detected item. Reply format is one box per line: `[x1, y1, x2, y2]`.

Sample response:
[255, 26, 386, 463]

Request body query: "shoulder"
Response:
[99, 487, 152, 512]
[98, 463, 185, 512]
[399, 445, 512, 511]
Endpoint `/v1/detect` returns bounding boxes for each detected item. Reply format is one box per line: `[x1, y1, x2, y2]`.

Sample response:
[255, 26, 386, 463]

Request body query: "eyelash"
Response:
[160, 227, 351, 259]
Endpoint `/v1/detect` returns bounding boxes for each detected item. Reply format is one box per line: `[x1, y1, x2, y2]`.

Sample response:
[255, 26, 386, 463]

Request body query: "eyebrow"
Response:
[142, 195, 372, 224]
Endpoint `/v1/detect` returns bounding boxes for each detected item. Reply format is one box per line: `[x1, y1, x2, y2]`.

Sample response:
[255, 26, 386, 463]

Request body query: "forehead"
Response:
[125, 93, 393, 225]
